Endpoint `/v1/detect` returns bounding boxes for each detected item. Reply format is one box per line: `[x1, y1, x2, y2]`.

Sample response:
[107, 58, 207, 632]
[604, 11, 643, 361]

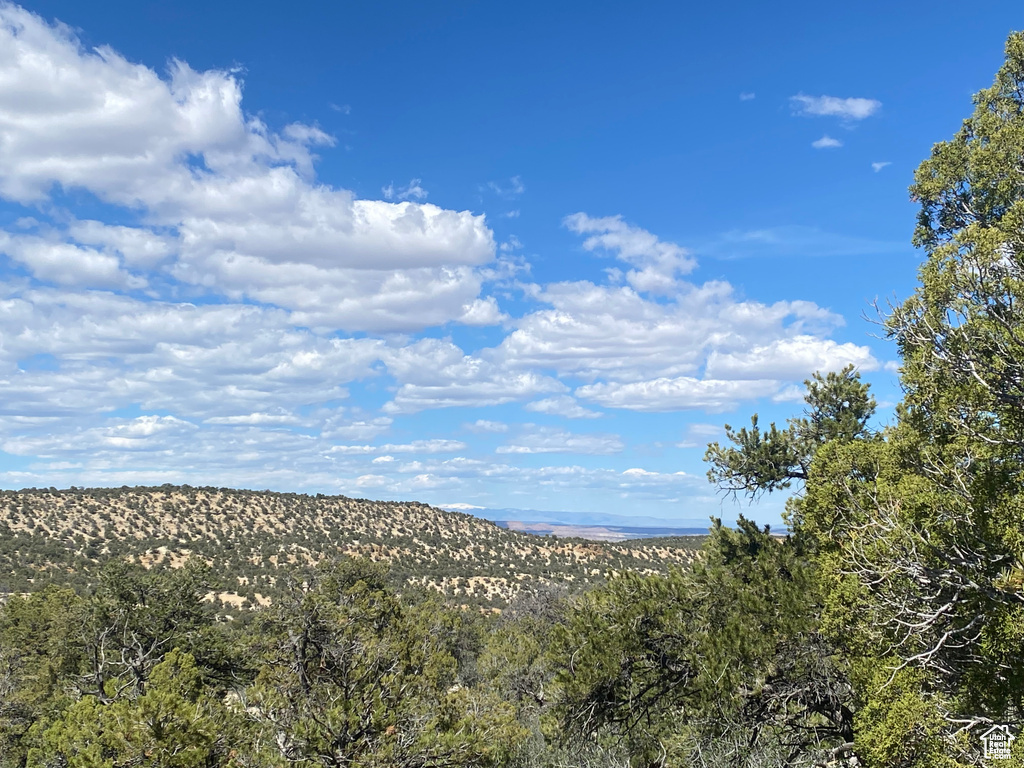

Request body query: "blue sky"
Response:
[0, 0, 1019, 525]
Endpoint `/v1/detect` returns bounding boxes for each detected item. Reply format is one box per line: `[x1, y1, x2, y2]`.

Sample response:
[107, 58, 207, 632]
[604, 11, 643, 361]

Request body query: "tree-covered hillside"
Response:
[0, 485, 701, 612]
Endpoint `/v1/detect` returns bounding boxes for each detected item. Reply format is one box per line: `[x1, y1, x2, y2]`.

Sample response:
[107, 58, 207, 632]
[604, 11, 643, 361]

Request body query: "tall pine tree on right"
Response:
[796, 29, 1024, 768]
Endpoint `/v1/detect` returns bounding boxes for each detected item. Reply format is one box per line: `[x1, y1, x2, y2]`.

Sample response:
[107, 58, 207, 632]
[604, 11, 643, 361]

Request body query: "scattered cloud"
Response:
[872, 161, 892, 172]
[812, 135, 843, 149]
[790, 93, 882, 120]
[563, 213, 696, 293]
[739, 92, 756, 101]
[771, 384, 805, 403]
[0, 232, 145, 289]
[204, 411, 308, 426]
[497, 427, 623, 455]
[0, 290, 383, 419]
[321, 417, 394, 441]
[0, 4, 497, 332]
[524, 396, 601, 419]
[576, 377, 782, 413]
[707, 336, 877, 381]
[382, 178, 429, 201]
[497, 279, 846, 382]
[499, 235, 523, 253]
[68, 221, 175, 269]
[355, 474, 390, 488]
[381, 339, 565, 414]
[464, 420, 509, 434]
[328, 439, 467, 455]
[618, 467, 691, 486]
[486, 176, 525, 198]
[675, 422, 724, 448]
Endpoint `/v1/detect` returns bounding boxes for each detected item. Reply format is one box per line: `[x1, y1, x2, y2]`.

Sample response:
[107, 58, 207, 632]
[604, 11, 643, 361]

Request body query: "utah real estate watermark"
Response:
[981, 724, 1016, 761]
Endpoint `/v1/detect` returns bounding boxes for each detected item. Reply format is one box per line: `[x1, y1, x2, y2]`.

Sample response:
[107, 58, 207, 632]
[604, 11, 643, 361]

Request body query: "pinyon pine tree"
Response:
[794, 30, 1024, 767]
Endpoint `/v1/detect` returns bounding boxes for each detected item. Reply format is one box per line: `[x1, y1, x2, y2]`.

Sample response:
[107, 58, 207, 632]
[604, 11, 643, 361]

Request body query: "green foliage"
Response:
[0, 587, 85, 767]
[554, 519, 850, 766]
[853, 666, 971, 768]
[893, 30, 1024, 461]
[242, 558, 525, 767]
[705, 365, 875, 502]
[0, 563, 249, 767]
[476, 585, 571, 767]
[0, 558, 533, 767]
[29, 649, 233, 768]
[787, 31, 1024, 764]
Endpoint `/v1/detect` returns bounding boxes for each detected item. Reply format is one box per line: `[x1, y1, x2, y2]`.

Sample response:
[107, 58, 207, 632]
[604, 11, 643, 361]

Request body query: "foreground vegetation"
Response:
[5, 27, 1024, 768]
[0, 519, 835, 768]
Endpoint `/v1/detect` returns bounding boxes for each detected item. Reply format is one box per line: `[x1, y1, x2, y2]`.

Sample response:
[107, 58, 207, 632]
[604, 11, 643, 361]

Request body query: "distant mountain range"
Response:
[494, 520, 709, 542]
[440, 504, 714, 530]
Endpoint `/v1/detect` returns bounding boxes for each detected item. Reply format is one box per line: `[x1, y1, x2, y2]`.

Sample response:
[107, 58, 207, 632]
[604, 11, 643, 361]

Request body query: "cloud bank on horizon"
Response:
[0, 3, 893, 522]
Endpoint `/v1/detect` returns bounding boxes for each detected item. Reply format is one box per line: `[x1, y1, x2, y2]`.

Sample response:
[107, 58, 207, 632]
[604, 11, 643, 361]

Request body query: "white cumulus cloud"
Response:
[0, 4, 499, 333]
[790, 94, 882, 120]
[576, 378, 781, 413]
[705, 336, 878, 380]
[812, 135, 843, 149]
[564, 213, 696, 293]
[497, 427, 624, 455]
[381, 338, 566, 414]
[524, 396, 601, 419]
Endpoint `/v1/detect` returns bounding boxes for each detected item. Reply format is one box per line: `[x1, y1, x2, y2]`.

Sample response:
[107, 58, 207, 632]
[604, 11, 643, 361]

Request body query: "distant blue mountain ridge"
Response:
[440, 505, 712, 529]
[438, 504, 789, 539]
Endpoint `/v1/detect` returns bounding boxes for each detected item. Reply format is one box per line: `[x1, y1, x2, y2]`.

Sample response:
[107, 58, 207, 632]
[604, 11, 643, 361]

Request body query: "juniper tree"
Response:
[788, 31, 1024, 767]
[554, 518, 851, 768]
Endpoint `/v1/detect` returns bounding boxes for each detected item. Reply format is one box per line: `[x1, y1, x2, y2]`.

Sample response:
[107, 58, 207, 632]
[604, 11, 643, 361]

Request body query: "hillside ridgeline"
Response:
[0, 484, 701, 611]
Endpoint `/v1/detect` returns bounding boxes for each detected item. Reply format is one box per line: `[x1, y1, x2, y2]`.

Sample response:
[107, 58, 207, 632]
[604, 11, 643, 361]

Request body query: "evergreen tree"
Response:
[554, 517, 851, 768]
[792, 31, 1024, 767]
[705, 365, 876, 505]
[241, 558, 524, 767]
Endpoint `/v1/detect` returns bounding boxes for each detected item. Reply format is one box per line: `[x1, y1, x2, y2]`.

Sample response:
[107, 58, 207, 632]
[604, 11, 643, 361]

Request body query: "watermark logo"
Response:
[982, 724, 1016, 760]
